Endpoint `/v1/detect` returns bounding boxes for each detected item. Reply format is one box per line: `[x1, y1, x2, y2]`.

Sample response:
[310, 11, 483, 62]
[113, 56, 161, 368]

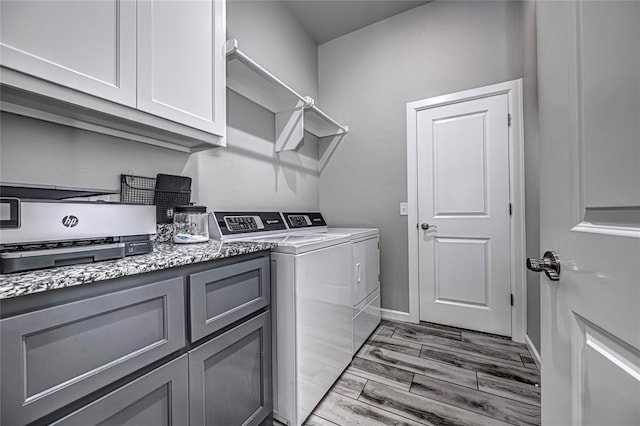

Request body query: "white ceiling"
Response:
[284, 1, 431, 44]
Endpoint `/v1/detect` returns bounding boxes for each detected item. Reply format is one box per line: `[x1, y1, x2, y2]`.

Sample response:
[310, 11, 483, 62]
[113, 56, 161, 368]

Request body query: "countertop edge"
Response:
[0, 241, 277, 301]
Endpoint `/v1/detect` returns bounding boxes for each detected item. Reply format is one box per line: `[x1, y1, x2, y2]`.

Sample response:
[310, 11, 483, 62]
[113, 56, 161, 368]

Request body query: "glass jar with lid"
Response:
[172, 205, 209, 244]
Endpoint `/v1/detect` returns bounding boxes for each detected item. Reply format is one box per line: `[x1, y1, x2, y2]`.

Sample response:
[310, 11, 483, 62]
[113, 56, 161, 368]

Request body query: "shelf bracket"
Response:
[303, 96, 315, 108]
[224, 39, 239, 56]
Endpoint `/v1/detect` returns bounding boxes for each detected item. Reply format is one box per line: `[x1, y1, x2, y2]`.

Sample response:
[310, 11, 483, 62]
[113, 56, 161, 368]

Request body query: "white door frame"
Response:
[406, 79, 527, 343]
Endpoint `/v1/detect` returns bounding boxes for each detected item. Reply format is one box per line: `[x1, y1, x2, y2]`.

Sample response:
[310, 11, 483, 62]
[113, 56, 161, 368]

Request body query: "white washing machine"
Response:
[281, 214, 382, 355]
[209, 212, 353, 426]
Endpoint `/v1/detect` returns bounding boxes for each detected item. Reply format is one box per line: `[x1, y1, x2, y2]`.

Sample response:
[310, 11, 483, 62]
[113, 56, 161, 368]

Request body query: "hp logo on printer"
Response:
[62, 215, 79, 228]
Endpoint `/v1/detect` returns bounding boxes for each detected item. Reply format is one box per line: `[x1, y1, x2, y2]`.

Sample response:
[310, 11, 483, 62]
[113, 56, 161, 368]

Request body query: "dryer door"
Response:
[354, 236, 380, 306]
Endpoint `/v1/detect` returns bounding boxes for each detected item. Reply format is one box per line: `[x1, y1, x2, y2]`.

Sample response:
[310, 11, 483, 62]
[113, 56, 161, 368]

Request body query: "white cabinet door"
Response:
[0, 0, 136, 106]
[137, 0, 226, 136]
[353, 237, 380, 306]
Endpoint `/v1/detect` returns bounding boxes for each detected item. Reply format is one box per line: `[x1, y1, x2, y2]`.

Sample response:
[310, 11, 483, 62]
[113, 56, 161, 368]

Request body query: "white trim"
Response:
[525, 334, 542, 370]
[380, 308, 412, 323]
[572, 222, 640, 239]
[406, 79, 527, 341]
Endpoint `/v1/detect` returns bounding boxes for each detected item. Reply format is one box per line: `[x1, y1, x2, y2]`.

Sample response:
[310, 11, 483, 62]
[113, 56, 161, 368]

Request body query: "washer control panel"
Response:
[210, 211, 287, 238]
[224, 216, 264, 232]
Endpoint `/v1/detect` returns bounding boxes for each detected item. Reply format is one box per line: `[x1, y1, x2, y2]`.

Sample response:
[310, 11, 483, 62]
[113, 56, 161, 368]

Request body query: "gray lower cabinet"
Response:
[0, 277, 185, 426]
[189, 255, 270, 342]
[51, 355, 189, 426]
[0, 252, 273, 426]
[189, 311, 272, 426]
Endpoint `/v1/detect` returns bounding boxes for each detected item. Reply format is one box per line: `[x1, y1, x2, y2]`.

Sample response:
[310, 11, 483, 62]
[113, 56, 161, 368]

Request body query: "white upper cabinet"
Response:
[137, 0, 225, 135]
[0, 0, 136, 107]
[0, 0, 226, 152]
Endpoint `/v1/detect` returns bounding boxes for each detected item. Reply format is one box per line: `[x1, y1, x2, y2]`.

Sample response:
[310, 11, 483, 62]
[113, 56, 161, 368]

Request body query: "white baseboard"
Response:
[525, 334, 542, 370]
[381, 308, 413, 323]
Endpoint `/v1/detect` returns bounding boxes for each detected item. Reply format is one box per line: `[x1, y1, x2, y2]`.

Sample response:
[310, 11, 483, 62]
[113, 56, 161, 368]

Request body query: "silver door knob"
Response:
[421, 223, 430, 230]
[527, 251, 560, 281]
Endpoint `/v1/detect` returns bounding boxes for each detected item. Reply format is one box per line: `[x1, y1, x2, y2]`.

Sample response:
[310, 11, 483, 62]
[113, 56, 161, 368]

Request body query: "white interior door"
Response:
[416, 93, 511, 336]
[536, 1, 640, 424]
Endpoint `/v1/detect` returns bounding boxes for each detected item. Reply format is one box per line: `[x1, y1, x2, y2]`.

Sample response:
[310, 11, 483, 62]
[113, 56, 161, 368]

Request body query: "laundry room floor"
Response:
[305, 319, 541, 426]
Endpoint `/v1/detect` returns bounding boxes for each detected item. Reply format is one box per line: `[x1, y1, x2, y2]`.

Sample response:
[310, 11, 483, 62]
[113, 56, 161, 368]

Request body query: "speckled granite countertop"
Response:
[0, 240, 276, 300]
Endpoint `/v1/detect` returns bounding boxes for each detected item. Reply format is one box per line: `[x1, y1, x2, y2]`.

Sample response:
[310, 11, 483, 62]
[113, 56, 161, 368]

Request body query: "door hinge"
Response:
[509, 203, 513, 216]
[510, 293, 514, 306]
[508, 113, 512, 127]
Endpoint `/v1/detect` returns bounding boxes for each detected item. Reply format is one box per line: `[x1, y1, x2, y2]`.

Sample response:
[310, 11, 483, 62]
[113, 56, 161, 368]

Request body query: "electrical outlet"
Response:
[400, 203, 409, 216]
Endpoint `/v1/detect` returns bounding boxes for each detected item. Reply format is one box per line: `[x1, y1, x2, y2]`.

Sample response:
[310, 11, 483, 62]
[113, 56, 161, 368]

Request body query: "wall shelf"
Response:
[225, 39, 348, 158]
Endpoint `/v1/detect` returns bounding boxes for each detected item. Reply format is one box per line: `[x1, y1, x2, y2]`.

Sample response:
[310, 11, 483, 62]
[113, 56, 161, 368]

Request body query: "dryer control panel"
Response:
[282, 212, 327, 229]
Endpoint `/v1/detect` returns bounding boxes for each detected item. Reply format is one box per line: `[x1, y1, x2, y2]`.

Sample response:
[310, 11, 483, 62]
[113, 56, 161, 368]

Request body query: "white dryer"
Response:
[281, 213, 382, 355]
[327, 228, 381, 355]
[209, 212, 353, 426]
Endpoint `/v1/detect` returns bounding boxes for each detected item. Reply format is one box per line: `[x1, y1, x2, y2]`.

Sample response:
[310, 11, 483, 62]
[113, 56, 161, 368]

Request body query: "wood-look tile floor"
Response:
[306, 320, 541, 426]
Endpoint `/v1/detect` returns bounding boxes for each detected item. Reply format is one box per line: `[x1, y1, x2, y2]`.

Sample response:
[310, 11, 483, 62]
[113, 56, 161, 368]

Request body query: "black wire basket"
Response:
[120, 174, 191, 223]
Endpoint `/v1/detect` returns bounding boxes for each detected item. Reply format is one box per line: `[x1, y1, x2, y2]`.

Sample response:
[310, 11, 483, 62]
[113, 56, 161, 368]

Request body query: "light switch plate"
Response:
[400, 203, 408, 216]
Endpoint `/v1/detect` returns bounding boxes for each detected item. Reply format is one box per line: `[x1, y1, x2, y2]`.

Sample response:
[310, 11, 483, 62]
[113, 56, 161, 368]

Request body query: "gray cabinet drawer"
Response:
[189, 311, 272, 426]
[52, 355, 189, 426]
[189, 255, 270, 342]
[0, 277, 185, 425]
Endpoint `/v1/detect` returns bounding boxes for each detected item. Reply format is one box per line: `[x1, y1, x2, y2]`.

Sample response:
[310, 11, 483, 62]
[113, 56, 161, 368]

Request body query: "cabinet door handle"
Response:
[356, 263, 361, 282]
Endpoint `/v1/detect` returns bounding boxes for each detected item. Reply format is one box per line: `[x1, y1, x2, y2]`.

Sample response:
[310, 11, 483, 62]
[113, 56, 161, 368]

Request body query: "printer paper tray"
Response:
[1, 243, 125, 274]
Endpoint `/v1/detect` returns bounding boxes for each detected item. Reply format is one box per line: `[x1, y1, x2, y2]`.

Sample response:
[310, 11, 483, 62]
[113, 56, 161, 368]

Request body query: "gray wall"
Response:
[228, 0, 318, 99]
[184, 91, 320, 211]
[522, 1, 541, 353]
[0, 112, 189, 194]
[0, 0, 320, 212]
[318, 0, 524, 312]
